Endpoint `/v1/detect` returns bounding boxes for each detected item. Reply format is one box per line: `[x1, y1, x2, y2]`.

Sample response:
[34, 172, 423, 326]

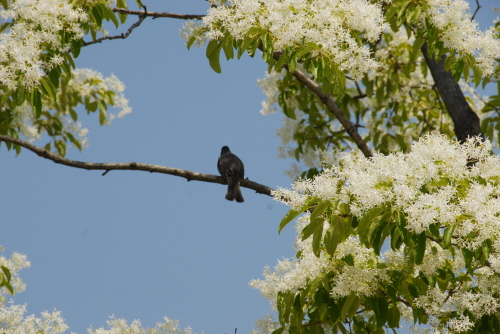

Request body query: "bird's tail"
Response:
[226, 177, 244, 203]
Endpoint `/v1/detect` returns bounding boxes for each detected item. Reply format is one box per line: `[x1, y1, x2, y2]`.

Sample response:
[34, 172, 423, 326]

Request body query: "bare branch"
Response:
[471, 0, 482, 21]
[112, 8, 205, 20]
[0, 135, 274, 197]
[83, 6, 148, 46]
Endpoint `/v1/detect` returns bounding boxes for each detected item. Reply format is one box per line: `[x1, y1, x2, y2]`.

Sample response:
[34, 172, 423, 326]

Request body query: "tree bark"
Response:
[421, 43, 483, 142]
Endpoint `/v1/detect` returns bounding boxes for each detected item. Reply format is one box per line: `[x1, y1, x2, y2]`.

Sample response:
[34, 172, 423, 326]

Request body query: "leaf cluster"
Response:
[0, 0, 126, 156]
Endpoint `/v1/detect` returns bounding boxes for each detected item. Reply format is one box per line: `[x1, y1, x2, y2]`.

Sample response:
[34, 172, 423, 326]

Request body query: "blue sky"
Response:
[1, 1, 498, 333]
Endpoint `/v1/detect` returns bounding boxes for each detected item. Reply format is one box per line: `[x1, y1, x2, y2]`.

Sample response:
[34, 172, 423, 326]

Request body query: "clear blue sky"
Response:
[1, 1, 498, 333]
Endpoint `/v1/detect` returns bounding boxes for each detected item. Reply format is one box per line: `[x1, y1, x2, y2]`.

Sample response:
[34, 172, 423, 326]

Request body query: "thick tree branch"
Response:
[421, 44, 483, 143]
[0, 135, 274, 197]
[112, 8, 205, 20]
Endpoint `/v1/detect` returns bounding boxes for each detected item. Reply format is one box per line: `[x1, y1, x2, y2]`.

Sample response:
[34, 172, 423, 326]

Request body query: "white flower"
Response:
[198, 0, 387, 78]
[425, 0, 500, 75]
[0, 0, 89, 88]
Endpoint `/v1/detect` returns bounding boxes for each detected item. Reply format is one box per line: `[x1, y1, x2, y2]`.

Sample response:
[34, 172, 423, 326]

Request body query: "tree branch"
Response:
[270, 50, 373, 158]
[471, 0, 482, 21]
[0, 135, 274, 197]
[289, 68, 373, 158]
[83, 8, 148, 46]
[421, 43, 483, 143]
[112, 8, 205, 20]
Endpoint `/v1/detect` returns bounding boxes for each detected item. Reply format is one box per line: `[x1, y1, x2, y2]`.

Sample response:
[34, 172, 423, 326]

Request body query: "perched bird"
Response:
[217, 146, 245, 203]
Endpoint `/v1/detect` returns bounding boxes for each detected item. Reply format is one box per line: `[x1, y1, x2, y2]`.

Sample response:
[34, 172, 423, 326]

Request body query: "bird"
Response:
[217, 146, 245, 203]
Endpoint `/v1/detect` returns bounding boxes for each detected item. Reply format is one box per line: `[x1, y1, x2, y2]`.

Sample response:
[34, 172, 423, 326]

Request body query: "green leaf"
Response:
[40, 77, 57, 103]
[411, 36, 426, 62]
[385, 4, 399, 21]
[187, 36, 197, 50]
[324, 223, 340, 256]
[442, 224, 454, 249]
[92, 5, 103, 28]
[340, 294, 357, 321]
[301, 215, 324, 240]
[279, 205, 308, 233]
[376, 298, 389, 327]
[288, 54, 297, 73]
[15, 84, 25, 106]
[272, 328, 285, 334]
[31, 88, 42, 118]
[1, 265, 11, 281]
[428, 223, 440, 239]
[99, 107, 107, 125]
[0, 0, 9, 10]
[357, 207, 386, 245]
[206, 39, 222, 73]
[310, 201, 330, 223]
[274, 52, 287, 71]
[312, 222, 324, 257]
[71, 38, 83, 58]
[462, 247, 473, 270]
[327, 303, 340, 323]
[413, 232, 427, 265]
[387, 304, 400, 328]
[295, 44, 315, 60]
[238, 34, 255, 59]
[222, 35, 234, 60]
[66, 132, 82, 151]
[483, 239, 493, 259]
[54, 140, 66, 157]
[342, 254, 354, 266]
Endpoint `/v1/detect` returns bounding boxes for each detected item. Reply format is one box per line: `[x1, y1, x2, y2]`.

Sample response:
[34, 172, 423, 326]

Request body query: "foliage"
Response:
[251, 135, 500, 333]
[0, 0, 131, 156]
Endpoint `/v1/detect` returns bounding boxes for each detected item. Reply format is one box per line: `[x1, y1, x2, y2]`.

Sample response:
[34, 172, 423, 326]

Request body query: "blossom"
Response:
[0, 247, 30, 306]
[0, 304, 68, 334]
[88, 315, 197, 334]
[257, 135, 500, 331]
[0, 0, 89, 89]
[425, 0, 500, 75]
[197, 0, 387, 78]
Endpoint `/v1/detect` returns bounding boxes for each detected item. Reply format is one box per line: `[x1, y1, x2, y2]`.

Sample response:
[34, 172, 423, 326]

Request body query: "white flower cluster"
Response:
[68, 69, 132, 124]
[0, 303, 69, 333]
[254, 135, 500, 330]
[425, 0, 500, 76]
[275, 135, 499, 244]
[88, 315, 197, 334]
[0, 0, 88, 89]
[256, 70, 283, 116]
[9, 68, 131, 145]
[202, 0, 387, 78]
[0, 247, 30, 306]
[250, 216, 330, 307]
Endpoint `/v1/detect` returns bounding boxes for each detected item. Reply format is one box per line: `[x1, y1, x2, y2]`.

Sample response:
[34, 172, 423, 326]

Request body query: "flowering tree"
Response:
[1, 0, 500, 333]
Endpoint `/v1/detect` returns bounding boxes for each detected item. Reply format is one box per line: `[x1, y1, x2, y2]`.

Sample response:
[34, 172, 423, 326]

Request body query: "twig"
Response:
[471, 0, 482, 21]
[112, 8, 205, 20]
[0, 135, 274, 197]
[83, 6, 148, 46]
